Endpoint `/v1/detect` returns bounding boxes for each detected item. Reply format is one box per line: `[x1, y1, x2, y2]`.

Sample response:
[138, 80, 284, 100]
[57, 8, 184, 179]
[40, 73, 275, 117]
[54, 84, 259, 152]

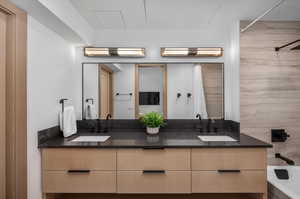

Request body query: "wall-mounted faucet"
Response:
[275, 153, 295, 165]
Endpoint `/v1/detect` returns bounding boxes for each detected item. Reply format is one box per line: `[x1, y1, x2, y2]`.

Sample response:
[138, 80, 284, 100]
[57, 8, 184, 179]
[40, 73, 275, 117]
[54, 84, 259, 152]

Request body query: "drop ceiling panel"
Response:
[145, 0, 222, 29]
[70, 0, 145, 29]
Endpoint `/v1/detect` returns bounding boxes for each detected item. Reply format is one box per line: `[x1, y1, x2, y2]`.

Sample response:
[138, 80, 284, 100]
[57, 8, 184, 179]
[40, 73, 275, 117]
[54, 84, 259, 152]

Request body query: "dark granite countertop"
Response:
[38, 130, 272, 148]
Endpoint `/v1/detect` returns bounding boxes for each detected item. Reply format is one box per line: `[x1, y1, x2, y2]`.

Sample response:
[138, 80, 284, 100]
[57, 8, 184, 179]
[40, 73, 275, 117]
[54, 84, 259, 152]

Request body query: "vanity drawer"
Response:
[117, 148, 190, 170]
[117, 171, 191, 193]
[191, 148, 267, 170]
[192, 170, 266, 193]
[42, 149, 116, 171]
[43, 171, 116, 193]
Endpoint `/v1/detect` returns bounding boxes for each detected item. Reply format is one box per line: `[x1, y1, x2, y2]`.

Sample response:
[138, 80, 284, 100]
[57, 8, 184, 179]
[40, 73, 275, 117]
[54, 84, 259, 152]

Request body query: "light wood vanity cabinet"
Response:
[117, 171, 191, 193]
[117, 148, 190, 170]
[191, 148, 267, 194]
[42, 149, 117, 193]
[42, 148, 267, 196]
[117, 149, 191, 193]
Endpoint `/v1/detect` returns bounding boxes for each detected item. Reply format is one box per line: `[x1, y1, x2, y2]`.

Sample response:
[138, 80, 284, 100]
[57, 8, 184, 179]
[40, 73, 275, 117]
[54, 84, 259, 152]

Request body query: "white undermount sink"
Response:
[198, 135, 237, 142]
[70, 136, 111, 142]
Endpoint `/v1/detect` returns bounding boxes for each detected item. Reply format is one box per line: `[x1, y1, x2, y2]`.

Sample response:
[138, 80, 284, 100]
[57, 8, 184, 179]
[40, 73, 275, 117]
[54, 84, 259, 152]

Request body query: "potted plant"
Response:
[140, 112, 166, 134]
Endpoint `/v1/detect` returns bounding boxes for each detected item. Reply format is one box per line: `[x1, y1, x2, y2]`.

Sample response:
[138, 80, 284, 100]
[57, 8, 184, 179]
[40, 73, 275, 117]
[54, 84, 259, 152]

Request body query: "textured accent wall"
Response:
[240, 21, 300, 164]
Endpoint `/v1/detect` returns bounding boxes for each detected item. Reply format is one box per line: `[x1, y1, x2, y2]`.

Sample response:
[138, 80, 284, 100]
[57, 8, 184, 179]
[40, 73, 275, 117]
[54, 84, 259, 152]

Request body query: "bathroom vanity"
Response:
[39, 62, 271, 199]
[38, 120, 272, 199]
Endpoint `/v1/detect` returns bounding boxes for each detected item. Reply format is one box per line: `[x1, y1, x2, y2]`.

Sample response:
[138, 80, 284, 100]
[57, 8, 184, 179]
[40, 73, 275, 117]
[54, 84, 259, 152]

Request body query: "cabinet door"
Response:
[117, 171, 191, 193]
[117, 149, 190, 170]
[42, 149, 116, 171]
[192, 170, 266, 193]
[192, 148, 267, 170]
[43, 171, 116, 193]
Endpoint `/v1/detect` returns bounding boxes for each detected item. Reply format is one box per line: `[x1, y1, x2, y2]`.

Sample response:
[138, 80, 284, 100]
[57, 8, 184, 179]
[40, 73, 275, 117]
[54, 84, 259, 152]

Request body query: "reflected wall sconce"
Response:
[160, 47, 223, 57]
[84, 47, 145, 57]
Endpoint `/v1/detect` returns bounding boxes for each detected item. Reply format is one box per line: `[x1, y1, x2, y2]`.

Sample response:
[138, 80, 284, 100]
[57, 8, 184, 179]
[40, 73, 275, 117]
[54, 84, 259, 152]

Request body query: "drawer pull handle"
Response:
[143, 170, 165, 174]
[218, 170, 241, 173]
[68, 170, 90, 173]
[143, 146, 165, 150]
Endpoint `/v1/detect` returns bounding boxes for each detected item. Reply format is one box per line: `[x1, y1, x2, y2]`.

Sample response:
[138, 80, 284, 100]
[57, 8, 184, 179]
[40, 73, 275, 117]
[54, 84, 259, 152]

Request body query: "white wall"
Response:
[27, 16, 76, 199]
[167, 64, 194, 119]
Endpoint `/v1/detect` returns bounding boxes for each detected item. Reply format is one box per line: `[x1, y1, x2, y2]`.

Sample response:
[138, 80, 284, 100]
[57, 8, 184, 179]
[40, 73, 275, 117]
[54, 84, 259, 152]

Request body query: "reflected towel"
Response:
[85, 103, 97, 119]
[59, 106, 77, 137]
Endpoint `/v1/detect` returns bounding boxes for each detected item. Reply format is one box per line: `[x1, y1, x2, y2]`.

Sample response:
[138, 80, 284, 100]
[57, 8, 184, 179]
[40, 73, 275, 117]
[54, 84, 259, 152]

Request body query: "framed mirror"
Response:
[82, 63, 224, 120]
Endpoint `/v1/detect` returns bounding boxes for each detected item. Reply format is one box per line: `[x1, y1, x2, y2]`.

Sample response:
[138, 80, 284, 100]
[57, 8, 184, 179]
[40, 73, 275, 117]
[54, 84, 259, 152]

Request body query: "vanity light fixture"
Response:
[160, 47, 223, 57]
[84, 47, 145, 57]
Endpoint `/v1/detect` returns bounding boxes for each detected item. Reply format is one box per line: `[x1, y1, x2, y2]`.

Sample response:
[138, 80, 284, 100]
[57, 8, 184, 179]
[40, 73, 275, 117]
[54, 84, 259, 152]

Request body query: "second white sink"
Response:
[198, 135, 237, 142]
[71, 136, 110, 142]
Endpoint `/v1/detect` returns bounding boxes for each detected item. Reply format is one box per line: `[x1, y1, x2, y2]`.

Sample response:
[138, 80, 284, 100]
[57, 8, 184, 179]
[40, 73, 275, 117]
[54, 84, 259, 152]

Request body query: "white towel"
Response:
[85, 103, 97, 119]
[59, 106, 77, 137]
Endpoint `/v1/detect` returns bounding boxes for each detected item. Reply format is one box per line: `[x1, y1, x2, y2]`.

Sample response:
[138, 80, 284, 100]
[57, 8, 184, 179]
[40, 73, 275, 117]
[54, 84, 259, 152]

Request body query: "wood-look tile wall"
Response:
[202, 63, 224, 118]
[240, 21, 300, 165]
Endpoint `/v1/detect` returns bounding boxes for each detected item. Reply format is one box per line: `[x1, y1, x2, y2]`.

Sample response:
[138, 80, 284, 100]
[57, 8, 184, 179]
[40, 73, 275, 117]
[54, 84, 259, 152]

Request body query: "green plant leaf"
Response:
[139, 112, 166, 128]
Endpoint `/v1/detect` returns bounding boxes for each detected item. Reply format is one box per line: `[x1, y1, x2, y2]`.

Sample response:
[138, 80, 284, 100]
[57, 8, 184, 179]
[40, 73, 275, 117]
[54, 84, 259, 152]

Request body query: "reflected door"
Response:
[100, 67, 113, 119]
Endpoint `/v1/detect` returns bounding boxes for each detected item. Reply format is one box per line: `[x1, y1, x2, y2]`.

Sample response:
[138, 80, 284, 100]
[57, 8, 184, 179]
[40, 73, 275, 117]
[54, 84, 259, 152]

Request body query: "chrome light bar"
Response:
[161, 47, 223, 57]
[84, 47, 145, 57]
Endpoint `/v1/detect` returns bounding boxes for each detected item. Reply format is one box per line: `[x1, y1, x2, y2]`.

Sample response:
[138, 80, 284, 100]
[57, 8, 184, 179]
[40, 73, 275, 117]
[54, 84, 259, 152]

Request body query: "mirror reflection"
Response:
[82, 63, 224, 119]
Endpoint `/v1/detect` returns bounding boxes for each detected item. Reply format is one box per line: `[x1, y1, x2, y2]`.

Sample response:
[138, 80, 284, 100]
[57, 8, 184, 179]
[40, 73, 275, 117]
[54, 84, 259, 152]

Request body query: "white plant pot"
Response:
[146, 127, 160, 135]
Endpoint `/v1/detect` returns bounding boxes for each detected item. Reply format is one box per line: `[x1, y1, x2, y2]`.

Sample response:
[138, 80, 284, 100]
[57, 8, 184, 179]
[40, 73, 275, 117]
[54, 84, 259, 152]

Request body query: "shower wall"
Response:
[240, 21, 300, 165]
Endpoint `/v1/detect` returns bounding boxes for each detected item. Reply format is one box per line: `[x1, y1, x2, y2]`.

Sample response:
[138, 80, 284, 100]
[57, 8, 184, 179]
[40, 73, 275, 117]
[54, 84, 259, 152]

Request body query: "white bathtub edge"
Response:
[268, 166, 299, 199]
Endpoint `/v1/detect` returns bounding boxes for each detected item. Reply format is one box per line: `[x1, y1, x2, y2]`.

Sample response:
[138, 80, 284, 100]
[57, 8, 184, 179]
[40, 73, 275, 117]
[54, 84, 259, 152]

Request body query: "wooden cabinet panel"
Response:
[191, 148, 266, 170]
[192, 170, 266, 193]
[117, 171, 191, 193]
[117, 149, 190, 170]
[43, 171, 116, 193]
[42, 149, 116, 171]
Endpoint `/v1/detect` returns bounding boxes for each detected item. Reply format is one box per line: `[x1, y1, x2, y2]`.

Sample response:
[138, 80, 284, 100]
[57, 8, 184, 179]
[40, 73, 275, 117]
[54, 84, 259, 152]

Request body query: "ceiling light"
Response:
[84, 47, 145, 57]
[161, 47, 223, 57]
